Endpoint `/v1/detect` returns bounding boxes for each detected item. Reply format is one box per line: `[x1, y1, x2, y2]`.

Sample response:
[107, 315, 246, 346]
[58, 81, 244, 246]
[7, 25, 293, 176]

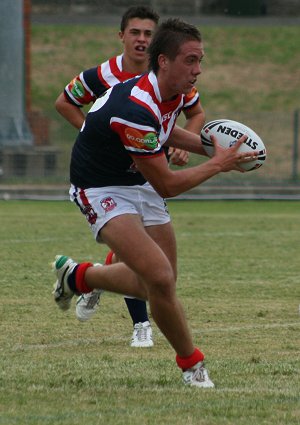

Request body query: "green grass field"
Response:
[0, 200, 299, 424]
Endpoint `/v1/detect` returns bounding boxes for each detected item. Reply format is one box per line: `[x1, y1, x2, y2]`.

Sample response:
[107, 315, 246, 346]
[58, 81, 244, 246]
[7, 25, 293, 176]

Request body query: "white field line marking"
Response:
[193, 321, 300, 334]
[10, 321, 300, 352]
[1, 237, 76, 244]
[180, 229, 300, 238]
[12, 337, 126, 351]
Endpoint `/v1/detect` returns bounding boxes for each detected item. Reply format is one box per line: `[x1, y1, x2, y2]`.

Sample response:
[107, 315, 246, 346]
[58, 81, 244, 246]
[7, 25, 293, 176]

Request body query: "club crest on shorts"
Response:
[100, 197, 117, 212]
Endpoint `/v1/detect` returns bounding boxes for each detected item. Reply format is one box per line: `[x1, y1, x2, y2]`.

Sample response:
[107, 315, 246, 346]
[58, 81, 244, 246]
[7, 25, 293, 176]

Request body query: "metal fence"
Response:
[183, 109, 300, 199]
[1, 109, 299, 200]
[59, 109, 299, 185]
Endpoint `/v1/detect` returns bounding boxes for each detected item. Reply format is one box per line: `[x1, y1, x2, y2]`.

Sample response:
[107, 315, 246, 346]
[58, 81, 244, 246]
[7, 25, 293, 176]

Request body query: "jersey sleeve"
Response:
[64, 67, 108, 107]
[110, 115, 163, 158]
[183, 86, 200, 110]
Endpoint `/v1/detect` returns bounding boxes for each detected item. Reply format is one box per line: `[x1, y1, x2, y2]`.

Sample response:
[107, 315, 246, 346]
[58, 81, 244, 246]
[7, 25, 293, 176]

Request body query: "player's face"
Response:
[159, 40, 204, 99]
[119, 18, 156, 67]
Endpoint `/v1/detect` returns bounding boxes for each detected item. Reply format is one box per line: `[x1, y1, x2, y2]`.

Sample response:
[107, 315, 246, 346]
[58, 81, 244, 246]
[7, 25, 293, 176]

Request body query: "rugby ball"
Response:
[201, 119, 266, 171]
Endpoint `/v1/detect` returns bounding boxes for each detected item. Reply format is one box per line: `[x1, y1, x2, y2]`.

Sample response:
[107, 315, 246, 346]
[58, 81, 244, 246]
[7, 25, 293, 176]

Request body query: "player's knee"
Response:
[147, 267, 176, 298]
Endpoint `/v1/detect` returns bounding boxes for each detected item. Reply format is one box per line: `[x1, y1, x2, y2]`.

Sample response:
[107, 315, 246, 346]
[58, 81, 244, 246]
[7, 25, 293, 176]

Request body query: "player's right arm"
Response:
[55, 93, 85, 130]
[132, 135, 252, 199]
[55, 67, 107, 130]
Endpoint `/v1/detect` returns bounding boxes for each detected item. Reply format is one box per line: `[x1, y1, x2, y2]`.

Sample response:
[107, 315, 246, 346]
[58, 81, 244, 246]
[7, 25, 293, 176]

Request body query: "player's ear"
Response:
[158, 54, 168, 70]
[119, 31, 124, 43]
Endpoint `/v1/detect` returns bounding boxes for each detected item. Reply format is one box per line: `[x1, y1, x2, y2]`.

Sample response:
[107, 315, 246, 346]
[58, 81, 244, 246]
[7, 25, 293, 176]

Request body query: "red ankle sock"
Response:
[105, 250, 114, 265]
[176, 348, 205, 371]
[76, 262, 93, 293]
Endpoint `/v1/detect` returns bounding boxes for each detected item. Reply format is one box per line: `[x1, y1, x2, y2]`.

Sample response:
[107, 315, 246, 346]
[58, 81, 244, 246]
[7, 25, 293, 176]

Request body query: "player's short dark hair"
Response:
[148, 18, 202, 73]
[120, 6, 160, 32]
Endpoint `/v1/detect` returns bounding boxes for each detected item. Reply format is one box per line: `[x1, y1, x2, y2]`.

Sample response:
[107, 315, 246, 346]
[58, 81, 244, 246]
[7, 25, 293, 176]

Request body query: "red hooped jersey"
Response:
[64, 54, 199, 111]
[70, 72, 193, 188]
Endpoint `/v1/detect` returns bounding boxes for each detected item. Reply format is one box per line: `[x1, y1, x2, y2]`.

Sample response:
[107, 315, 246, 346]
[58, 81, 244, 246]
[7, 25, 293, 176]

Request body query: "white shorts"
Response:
[69, 183, 170, 242]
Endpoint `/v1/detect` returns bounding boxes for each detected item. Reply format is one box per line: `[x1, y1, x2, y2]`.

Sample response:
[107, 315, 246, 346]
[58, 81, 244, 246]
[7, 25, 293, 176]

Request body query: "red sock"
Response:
[176, 348, 205, 371]
[105, 250, 114, 265]
[75, 262, 93, 293]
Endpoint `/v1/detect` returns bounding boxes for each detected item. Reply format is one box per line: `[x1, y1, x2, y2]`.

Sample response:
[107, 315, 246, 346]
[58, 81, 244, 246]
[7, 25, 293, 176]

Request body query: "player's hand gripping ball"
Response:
[201, 119, 267, 171]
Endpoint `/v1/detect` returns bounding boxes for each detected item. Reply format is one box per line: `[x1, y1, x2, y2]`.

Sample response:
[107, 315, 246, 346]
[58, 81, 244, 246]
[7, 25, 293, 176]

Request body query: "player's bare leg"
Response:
[53, 214, 214, 387]
[98, 214, 194, 357]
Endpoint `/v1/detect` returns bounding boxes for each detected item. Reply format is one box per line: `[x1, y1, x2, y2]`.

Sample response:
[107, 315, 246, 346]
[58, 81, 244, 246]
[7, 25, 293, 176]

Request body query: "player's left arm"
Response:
[168, 97, 206, 165]
[182, 98, 206, 134]
[166, 125, 207, 156]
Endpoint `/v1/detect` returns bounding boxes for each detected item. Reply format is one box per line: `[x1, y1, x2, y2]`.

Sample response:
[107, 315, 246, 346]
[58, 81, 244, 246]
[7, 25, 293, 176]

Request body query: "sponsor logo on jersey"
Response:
[125, 128, 158, 150]
[100, 197, 117, 213]
[70, 79, 85, 98]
